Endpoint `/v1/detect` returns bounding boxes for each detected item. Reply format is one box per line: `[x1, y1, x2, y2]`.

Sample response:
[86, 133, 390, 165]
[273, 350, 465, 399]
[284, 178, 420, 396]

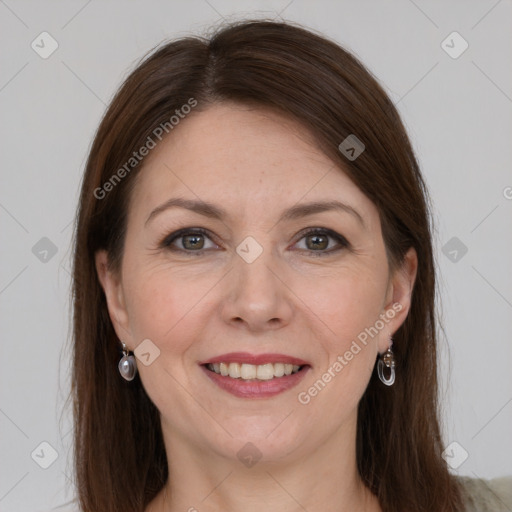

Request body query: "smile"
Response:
[199, 352, 311, 399]
[206, 362, 303, 380]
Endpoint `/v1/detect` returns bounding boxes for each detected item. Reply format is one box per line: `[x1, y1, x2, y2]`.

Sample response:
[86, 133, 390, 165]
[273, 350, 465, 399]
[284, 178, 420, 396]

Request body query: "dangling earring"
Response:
[377, 339, 396, 386]
[118, 342, 137, 381]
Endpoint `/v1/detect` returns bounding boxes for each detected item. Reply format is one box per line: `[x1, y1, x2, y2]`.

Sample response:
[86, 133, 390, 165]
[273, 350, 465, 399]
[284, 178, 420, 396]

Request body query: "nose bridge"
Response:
[222, 240, 292, 330]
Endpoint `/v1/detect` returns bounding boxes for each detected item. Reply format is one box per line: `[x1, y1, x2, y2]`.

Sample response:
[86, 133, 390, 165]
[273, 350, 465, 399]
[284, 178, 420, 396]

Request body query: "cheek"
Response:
[292, 264, 389, 405]
[122, 263, 218, 344]
[121, 267, 214, 410]
[296, 266, 389, 347]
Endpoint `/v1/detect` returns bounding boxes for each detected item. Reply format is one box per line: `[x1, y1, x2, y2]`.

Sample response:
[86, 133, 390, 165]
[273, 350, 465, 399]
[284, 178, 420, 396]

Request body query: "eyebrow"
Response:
[145, 197, 365, 227]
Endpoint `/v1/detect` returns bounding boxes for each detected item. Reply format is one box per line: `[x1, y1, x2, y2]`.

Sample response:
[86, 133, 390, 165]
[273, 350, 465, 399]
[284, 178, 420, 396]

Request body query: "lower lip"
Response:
[200, 365, 311, 399]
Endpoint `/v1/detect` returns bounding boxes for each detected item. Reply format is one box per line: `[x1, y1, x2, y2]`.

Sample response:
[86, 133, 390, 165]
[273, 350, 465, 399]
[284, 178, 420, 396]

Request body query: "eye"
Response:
[161, 228, 219, 253]
[160, 227, 349, 256]
[293, 228, 349, 255]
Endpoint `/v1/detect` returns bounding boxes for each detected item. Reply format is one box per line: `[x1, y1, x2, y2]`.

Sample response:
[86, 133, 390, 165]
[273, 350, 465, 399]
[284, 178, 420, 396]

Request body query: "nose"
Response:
[220, 249, 293, 332]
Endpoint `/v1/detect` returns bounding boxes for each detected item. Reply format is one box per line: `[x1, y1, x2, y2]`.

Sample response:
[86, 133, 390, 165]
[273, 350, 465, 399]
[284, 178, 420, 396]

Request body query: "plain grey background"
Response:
[1, 1, 511, 511]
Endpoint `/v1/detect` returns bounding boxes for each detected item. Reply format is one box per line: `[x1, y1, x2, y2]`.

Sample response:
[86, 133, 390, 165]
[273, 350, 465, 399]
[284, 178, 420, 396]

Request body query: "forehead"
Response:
[129, 102, 375, 224]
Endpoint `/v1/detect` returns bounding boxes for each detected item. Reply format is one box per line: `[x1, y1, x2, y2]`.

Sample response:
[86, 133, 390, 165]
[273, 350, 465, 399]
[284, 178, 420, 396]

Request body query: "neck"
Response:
[149, 416, 381, 512]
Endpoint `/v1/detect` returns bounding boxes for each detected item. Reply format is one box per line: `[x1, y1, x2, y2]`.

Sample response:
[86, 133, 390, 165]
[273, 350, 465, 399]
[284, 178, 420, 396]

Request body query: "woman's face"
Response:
[97, 102, 416, 464]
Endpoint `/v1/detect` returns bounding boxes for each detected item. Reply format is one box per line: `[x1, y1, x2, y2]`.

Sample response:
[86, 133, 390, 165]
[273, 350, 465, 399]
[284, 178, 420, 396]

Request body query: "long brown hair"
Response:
[70, 19, 463, 512]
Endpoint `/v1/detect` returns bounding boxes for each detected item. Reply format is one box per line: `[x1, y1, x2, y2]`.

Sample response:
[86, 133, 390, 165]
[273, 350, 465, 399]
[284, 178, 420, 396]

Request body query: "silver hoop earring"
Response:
[377, 342, 396, 386]
[118, 342, 137, 381]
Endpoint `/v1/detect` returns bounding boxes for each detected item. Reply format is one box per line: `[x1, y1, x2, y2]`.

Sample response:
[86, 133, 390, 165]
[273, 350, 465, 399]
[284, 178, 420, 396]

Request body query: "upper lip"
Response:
[199, 352, 311, 366]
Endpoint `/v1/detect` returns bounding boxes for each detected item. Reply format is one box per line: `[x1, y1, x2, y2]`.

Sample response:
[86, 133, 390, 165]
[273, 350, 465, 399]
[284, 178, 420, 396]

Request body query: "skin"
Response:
[96, 102, 417, 512]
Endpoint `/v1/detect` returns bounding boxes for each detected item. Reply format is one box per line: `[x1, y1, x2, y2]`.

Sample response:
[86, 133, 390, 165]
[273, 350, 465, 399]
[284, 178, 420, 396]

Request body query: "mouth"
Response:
[199, 353, 311, 399]
[204, 361, 305, 380]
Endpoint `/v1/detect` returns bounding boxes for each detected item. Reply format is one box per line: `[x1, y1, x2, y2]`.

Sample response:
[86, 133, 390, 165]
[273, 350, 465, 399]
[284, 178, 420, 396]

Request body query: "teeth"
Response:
[207, 362, 303, 380]
[219, 362, 229, 376]
[241, 363, 257, 379]
[228, 362, 241, 378]
[256, 363, 274, 380]
[274, 363, 285, 377]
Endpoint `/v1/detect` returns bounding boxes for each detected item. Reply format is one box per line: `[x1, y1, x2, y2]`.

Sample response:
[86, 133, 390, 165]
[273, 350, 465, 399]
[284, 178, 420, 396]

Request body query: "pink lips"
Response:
[199, 352, 311, 399]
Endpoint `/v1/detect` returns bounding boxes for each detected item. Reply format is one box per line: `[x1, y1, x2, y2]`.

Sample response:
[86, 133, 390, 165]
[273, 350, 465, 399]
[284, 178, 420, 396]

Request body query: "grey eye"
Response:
[181, 233, 205, 250]
[304, 233, 329, 251]
[163, 229, 218, 252]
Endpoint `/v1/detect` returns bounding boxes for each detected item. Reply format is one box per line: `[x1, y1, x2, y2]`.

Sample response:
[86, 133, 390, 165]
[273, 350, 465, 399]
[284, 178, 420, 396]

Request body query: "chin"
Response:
[209, 418, 308, 464]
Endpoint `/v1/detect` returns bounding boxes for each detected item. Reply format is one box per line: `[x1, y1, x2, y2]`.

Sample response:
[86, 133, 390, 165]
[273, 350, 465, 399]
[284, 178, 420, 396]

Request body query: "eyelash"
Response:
[160, 227, 350, 257]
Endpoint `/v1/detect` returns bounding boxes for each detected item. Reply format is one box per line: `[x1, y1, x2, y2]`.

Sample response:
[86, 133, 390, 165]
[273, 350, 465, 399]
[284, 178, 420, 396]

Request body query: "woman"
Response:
[66, 19, 511, 512]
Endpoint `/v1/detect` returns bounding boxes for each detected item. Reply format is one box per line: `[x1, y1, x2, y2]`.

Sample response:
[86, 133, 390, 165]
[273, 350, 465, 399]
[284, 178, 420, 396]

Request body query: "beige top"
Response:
[48, 475, 512, 511]
[458, 475, 512, 511]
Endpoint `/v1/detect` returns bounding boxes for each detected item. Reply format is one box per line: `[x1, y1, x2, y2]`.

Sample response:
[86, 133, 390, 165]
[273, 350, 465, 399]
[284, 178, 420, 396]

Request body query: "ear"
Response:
[379, 247, 418, 353]
[95, 250, 134, 348]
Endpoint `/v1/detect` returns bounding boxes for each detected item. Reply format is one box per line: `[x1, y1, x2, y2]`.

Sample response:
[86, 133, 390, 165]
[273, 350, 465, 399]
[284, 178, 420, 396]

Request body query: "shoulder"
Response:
[457, 475, 512, 512]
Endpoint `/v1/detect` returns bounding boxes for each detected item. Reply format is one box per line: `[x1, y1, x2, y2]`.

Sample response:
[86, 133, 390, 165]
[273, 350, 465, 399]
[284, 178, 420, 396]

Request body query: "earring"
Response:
[377, 339, 396, 386]
[118, 342, 137, 381]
